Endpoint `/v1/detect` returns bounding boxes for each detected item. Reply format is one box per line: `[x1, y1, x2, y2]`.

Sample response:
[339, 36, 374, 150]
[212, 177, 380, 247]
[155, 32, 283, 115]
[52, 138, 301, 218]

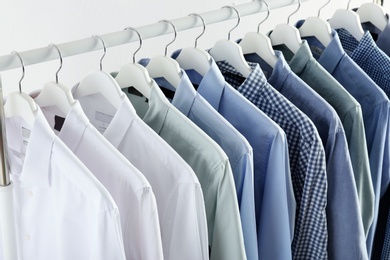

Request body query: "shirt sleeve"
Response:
[162, 182, 209, 260]
[343, 106, 375, 234]
[325, 129, 368, 259]
[207, 160, 247, 260]
[92, 208, 126, 260]
[127, 187, 163, 260]
[234, 151, 259, 260]
[257, 130, 296, 260]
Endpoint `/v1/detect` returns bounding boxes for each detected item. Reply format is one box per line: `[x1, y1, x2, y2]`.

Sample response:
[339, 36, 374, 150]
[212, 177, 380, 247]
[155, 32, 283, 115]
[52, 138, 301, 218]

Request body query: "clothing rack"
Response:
[0, 0, 311, 258]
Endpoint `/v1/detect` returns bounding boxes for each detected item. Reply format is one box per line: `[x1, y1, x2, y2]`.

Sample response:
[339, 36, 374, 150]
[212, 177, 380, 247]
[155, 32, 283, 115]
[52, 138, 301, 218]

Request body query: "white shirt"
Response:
[1, 104, 126, 260]
[35, 98, 163, 260]
[74, 90, 209, 260]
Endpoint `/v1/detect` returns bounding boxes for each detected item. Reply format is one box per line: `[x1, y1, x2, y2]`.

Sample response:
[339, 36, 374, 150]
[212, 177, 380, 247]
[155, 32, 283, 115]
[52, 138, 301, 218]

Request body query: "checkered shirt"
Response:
[336, 28, 390, 99]
[216, 61, 328, 259]
[382, 211, 390, 259]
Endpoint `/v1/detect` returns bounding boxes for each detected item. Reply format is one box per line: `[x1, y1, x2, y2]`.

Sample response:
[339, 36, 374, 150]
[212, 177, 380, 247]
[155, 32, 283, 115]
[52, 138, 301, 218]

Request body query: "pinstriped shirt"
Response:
[216, 60, 328, 259]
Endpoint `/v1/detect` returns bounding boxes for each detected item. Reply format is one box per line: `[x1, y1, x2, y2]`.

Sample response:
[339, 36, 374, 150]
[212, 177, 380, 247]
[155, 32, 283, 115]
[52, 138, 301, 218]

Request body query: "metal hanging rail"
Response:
[0, 0, 310, 73]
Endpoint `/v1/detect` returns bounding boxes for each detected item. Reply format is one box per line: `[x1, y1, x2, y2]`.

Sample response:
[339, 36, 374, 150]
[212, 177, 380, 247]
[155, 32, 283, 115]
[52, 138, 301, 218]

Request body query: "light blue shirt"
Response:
[172, 51, 296, 260]
[139, 60, 259, 260]
[298, 24, 390, 258]
[243, 49, 367, 260]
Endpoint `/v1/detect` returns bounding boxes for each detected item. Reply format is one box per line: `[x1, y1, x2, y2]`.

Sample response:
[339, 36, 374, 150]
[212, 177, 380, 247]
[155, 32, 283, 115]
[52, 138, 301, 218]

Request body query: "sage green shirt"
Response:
[275, 41, 375, 234]
[125, 82, 247, 260]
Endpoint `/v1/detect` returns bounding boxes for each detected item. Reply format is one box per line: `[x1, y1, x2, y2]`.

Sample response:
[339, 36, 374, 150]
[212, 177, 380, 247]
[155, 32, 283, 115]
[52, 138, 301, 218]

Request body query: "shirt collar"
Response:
[171, 71, 197, 117]
[317, 29, 345, 74]
[185, 58, 226, 111]
[58, 101, 89, 152]
[103, 94, 136, 149]
[143, 81, 170, 134]
[289, 40, 312, 75]
[268, 51, 291, 88]
[15, 106, 54, 188]
[216, 60, 268, 93]
[376, 14, 390, 51]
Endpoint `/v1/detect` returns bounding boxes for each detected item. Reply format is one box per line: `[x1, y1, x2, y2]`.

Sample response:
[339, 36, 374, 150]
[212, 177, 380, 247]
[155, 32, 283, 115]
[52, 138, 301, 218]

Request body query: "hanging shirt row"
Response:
[1, 3, 390, 260]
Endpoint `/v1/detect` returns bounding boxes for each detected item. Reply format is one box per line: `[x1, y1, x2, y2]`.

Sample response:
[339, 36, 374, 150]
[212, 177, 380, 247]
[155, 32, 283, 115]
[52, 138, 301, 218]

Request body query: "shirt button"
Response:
[25, 234, 30, 241]
[26, 191, 33, 197]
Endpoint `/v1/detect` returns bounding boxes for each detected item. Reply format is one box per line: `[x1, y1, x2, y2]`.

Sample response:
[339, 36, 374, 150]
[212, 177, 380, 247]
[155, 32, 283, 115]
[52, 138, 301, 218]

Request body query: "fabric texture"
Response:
[33, 97, 164, 260]
[1, 104, 126, 260]
[124, 81, 246, 260]
[216, 60, 328, 260]
[336, 28, 390, 99]
[298, 23, 390, 258]
[275, 40, 375, 238]
[72, 85, 209, 260]
[244, 49, 368, 259]
[172, 52, 296, 260]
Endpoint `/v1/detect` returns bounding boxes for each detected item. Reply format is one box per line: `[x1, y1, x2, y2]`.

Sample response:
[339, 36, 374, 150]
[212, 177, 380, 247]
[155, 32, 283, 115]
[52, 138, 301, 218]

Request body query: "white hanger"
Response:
[356, 2, 387, 32]
[4, 51, 37, 127]
[34, 44, 75, 117]
[146, 20, 182, 88]
[298, 0, 333, 47]
[72, 35, 123, 109]
[209, 6, 252, 78]
[174, 13, 211, 77]
[114, 27, 153, 99]
[268, 0, 303, 54]
[328, 0, 364, 41]
[239, 0, 278, 68]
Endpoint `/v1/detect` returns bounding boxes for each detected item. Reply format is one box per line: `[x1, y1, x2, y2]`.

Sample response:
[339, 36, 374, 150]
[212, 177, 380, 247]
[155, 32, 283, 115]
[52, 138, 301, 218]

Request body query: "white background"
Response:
[0, 0, 389, 95]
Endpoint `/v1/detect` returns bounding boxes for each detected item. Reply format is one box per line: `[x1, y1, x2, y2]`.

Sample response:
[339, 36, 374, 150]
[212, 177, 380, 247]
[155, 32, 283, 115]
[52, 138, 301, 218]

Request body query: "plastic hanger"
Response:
[114, 27, 153, 98]
[269, 0, 303, 54]
[146, 20, 182, 88]
[298, 0, 333, 47]
[72, 35, 124, 109]
[209, 5, 252, 78]
[356, 1, 387, 32]
[4, 51, 37, 127]
[174, 13, 211, 76]
[34, 43, 75, 116]
[328, 0, 365, 41]
[239, 0, 278, 68]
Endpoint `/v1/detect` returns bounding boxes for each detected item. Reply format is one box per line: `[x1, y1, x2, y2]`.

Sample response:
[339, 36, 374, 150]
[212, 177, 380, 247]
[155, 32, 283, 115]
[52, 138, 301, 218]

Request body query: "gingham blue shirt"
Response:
[353, 8, 390, 57]
[382, 212, 390, 259]
[300, 24, 390, 258]
[243, 49, 367, 260]
[336, 28, 390, 98]
[216, 60, 328, 259]
[172, 54, 296, 260]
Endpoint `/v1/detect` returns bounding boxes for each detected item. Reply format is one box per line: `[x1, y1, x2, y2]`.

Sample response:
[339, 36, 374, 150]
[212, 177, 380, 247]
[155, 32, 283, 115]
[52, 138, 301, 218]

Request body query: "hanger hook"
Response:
[92, 35, 106, 71]
[287, 0, 301, 24]
[189, 13, 206, 48]
[222, 6, 241, 40]
[11, 51, 25, 94]
[318, 0, 331, 17]
[49, 43, 63, 84]
[347, 0, 352, 10]
[257, 0, 270, 33]
[159, 19, 177, 56]
[124, 27, 143, 63]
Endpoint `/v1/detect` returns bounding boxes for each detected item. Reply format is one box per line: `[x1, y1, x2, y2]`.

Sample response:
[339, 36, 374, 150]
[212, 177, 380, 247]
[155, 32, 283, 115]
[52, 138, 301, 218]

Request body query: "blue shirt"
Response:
[144, 65, 259, 260]
[336, 28, 390, 98]
[244, 50, 367, 260]
[216, 60, 328, 259]
[172, 53, 296, 260]
[300, 24, 390, 258]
